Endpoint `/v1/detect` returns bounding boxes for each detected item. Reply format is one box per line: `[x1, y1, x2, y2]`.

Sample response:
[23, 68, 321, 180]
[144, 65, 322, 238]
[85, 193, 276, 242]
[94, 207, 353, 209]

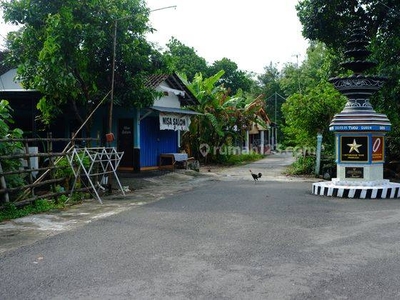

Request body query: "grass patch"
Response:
[0, 199, 65, 222]
[0, 193, 88, 222]
[220, 153, 265, 166]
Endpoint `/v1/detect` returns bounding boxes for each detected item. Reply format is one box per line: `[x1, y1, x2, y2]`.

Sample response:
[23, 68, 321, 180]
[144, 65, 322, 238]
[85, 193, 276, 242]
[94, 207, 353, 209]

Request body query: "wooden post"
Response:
[0, 161, 9, 203]
[71, 132, 75, 148]
[24, 140, 33, 185]
[48, 132, 57, 202]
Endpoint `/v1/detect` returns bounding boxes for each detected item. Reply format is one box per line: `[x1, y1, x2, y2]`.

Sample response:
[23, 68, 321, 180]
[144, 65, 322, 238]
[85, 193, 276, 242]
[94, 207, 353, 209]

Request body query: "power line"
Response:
[378, 2, 400, 18]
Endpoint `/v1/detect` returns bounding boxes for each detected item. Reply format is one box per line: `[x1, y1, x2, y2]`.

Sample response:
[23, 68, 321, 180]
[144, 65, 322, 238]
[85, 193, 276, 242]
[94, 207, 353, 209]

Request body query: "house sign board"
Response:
[159, 113, 191, 131]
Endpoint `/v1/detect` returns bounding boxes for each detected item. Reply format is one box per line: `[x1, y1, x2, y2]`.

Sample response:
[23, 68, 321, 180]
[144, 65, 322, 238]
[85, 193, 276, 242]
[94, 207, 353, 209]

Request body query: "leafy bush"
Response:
[288, 155, 316, 175]
[54, 154, 90, 190]
[55, 154, 89, 178]
[0, 100, 25, 191]
[0, 199, 66, 222]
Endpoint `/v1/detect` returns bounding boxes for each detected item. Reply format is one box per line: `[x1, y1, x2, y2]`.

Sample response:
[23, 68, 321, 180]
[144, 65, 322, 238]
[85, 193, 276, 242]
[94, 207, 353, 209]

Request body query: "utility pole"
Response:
[106, 5, 176, 190]
[292, 53, 302, 93]
[267, 92, 286, 150]
[274, 92, 277, 150]
[108, 5, 177, 143]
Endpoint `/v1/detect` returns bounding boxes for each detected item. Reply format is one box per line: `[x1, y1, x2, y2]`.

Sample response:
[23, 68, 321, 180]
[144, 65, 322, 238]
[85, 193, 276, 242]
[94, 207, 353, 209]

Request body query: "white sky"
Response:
[0, 0, 309, 75]
[146, 0, 309, 74]
[0, 14, 16, 46]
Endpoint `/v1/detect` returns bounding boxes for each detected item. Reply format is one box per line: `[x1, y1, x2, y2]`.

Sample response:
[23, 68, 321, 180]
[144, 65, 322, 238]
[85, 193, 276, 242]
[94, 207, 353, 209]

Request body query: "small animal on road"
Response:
[249, 170, 262, 183]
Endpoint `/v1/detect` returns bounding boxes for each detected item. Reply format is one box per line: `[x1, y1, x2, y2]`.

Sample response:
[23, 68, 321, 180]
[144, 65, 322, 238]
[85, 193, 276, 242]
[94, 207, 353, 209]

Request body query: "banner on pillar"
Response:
[159, 113, 191, 131]
[372, 136, 384, 162]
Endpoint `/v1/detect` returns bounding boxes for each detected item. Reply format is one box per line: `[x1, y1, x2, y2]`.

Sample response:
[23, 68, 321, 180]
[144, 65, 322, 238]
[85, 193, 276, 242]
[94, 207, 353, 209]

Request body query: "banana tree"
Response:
[181, 72, 265, 162]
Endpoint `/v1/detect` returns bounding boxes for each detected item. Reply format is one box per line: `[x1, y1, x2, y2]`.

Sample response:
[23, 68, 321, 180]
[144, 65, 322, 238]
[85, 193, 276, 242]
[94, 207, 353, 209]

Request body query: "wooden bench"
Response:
[159, 153, 195, 170]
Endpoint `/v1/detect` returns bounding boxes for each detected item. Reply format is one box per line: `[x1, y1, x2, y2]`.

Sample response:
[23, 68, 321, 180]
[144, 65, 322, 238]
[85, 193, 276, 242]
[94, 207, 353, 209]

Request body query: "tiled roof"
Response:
[144, 74, 170, 89]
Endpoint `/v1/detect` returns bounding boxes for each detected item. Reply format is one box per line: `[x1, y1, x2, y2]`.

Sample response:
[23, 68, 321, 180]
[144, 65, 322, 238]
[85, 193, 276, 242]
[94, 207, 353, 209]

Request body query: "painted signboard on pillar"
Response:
[338, 134, 385, 164]
[372, 136, 384, 162]
[340, 136, 368, 162]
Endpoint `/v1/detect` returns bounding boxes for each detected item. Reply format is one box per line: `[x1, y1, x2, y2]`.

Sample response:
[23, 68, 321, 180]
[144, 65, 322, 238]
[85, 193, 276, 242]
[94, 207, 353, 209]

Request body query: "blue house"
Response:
[0, 53, 199, 171]
[106, 73, 199, 171]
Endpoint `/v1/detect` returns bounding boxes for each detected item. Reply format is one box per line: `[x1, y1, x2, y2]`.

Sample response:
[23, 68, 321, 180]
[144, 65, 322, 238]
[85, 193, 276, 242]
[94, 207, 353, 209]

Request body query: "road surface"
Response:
[1, 153, 400, 299]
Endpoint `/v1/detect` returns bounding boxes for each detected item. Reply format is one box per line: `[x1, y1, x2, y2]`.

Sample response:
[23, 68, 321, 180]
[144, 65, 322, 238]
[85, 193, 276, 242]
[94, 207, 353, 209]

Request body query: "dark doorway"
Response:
[118, 118, 134, 168]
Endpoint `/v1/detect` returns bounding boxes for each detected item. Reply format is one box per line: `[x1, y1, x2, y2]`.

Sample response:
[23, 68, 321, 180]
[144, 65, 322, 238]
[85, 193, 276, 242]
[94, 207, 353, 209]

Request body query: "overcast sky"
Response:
[0, 0, 309, 75]
[0, 12, 15, 47]
[146, 0, 309, 74]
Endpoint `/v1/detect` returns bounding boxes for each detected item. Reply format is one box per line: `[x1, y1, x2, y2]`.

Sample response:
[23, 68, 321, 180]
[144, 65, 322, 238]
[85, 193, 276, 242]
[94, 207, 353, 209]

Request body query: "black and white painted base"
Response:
[312, 181, 400, 199]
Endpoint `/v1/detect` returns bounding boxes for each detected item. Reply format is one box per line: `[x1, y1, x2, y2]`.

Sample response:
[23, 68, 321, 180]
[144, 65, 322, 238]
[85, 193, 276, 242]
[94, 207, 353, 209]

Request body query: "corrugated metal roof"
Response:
[150, 106, 202, 115]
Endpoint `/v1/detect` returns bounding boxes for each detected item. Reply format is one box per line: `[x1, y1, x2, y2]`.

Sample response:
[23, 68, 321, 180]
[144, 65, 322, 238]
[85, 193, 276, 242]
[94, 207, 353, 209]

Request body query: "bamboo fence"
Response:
[0, 133, 100, 207]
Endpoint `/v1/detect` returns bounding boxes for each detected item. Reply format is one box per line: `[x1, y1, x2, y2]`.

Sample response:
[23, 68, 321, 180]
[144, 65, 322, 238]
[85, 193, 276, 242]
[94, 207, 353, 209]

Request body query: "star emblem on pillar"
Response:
[347, 139, 362, 153]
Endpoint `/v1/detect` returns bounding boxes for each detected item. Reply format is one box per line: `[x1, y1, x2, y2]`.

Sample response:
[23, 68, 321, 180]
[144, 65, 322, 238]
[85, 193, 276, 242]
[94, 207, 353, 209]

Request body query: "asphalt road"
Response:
[1, 154, 400, 299]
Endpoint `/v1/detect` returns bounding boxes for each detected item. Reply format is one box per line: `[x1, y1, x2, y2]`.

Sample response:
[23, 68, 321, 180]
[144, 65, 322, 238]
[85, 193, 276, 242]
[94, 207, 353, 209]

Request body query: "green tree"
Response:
[206, 58, 254, 95]
[163, 37, 208, 81]
[280, 42, 340, 95]
[280, 42, 346, 148]
[181, 71, 264, 162]
[257, 63, 286, 128]
[258, 63, 281, 96]
[282, 83, 345, 148]
[181, 70, 228, 159]
[1, 0, 165, 125]
[0, 100, 24, 198]
[296, 0, 400, 159]
[163, 38, 256, 95]
[297, 0, 400, 49]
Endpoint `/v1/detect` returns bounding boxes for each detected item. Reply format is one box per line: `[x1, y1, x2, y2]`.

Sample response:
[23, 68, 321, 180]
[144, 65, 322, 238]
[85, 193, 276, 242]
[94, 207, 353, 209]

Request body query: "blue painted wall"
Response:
[140, 117, 178, 167]
[89, 107, 179, 168]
